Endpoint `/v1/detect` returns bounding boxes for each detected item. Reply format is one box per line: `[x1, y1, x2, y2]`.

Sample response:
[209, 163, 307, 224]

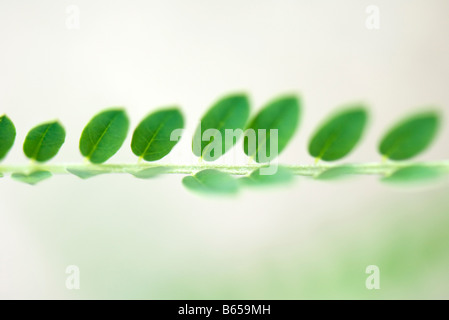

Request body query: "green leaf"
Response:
[80, 109, 130, 164]
[23, 121, 66, 162]
[193, 94, 250, 161]
[244, 95, 300, 163]
[0, 115, 16, 161]
[182, 169, 239, 195]
[131, 166, 170, 179]
[308, 107, 368, 161]
[316, 165, 358, 180]
[12, 171, 52, 185]
[131, 108, 184, 161]
[240, 166, 294, 187]
[382, 165, 444, 184]
[67, 167, 105, 180]
[379, 111, 440, 160]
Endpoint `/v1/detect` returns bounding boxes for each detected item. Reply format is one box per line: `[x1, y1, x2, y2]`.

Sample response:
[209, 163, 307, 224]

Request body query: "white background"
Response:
[1, 0, 449, 298]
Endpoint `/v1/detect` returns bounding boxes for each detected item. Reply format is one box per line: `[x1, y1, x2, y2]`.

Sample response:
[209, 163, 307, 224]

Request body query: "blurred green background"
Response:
[1, 175, 449, 299]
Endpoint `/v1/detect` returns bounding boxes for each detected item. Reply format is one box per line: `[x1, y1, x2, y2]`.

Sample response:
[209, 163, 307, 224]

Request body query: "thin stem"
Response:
[1, 161, 449, 177]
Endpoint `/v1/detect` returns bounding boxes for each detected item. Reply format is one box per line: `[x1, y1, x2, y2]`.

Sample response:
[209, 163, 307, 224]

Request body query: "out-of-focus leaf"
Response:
[131, 167, 170, 179]
[379, 111, 440, 160]
[67, 167, 106, 179]
[382, 165, 444, 183]
[182, 169, 239, 195]
[308, 107, 368, 161]
[240, 166, 294, 187]
[316, 165, 359, 180]
[12, 171, 52, 185]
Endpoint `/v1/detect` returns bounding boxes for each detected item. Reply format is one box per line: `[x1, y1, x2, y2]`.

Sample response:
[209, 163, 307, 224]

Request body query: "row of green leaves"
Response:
[0, 93, 443, 191]
[0, 94, 440, 163]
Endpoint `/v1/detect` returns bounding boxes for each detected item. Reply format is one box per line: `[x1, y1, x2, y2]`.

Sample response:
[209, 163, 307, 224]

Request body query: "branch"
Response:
[1, 161, 449, 177]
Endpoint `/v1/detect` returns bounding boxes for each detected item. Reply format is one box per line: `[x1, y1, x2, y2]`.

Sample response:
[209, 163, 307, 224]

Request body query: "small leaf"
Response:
[240, 166, 294, 187]
[382, 165, 443, 183]
[316, 165, 358, 180]
[182, 169, 239, 195]
[308, 107, 368, 161]
[67, 167, 105, 180]
[80, 109, 130, 164]
[193, 94, 250, 161]
[244, 95, 300, 163]
[379, 111, 440, 160]
[23, 121, 66, 162]
[0, 115, 16, 161]
[131, 166, 170, 179]
[12, 171, 52, 185]
[131, 108, 184, 161]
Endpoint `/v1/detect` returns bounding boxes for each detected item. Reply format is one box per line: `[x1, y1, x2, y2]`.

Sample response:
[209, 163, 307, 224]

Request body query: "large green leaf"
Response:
[240, 166, 294, 187]
[131, 108, 184, 161]
[244, 95, 300, 163]
[80, 109, 130, 164]
[0, 115, 16, 161]
[382, 165, 444, 184]
[193, 94, 250, 161]
[182, 169, 239, 195]
[308, 107, 368, 161]
[379, 111, 440, 160]
[12, 170, 52, 185]
[23, 121, 66, 162]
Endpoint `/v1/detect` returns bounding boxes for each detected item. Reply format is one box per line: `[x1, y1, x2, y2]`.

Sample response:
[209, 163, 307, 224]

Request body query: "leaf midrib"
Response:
[139, 114, 173, 158]
[383, 133, 407, 158]
[381, 116, 435, 158]
[317, 132, 339, 159]
[382, 126, 423, 158]
[31, 124, 52, 160]
[190, 173, 231, 191]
